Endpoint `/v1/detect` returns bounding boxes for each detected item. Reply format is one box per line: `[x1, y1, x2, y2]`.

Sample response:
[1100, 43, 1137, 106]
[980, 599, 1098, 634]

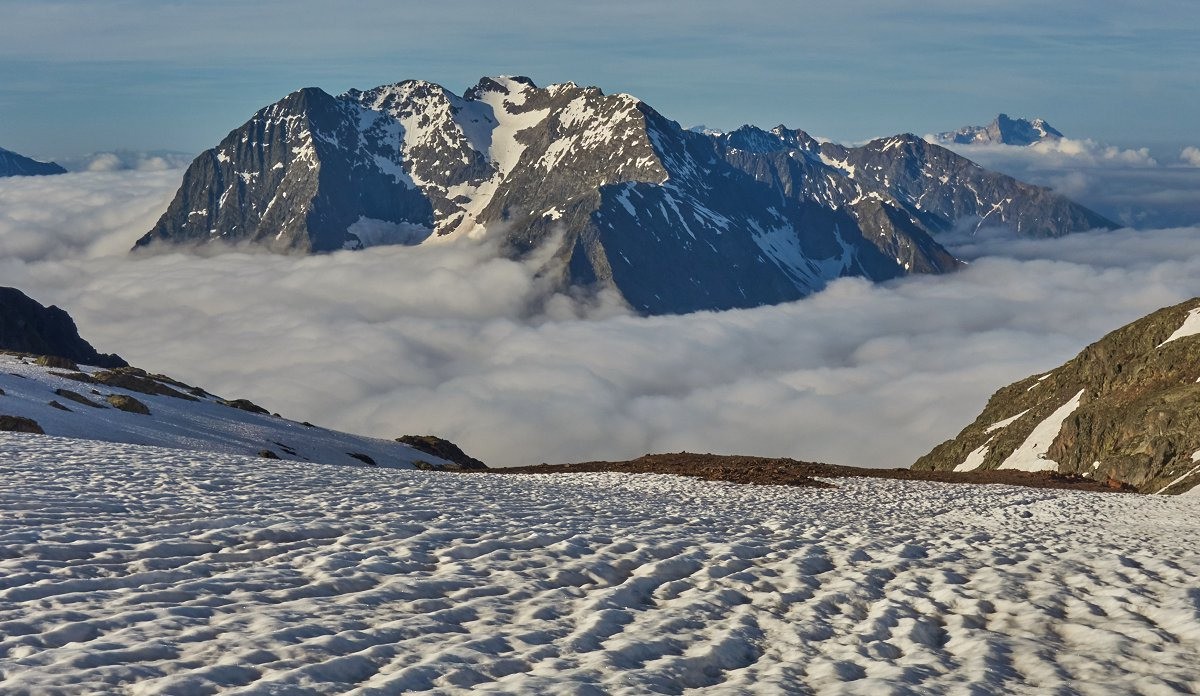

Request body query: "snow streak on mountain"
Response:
[136, 77, 1114, 315]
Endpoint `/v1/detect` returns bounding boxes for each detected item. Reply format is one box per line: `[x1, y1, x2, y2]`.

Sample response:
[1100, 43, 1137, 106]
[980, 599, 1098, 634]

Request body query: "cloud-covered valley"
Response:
[2, 168, 1199, 468]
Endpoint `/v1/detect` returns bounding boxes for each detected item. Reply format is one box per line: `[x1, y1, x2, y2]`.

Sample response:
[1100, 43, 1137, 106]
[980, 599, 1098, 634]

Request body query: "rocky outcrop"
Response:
[397, 435, 487, 470]
[0, 288, 127, 368]
[135, 77, 1113, 315]
[913, 298, 1200, 494]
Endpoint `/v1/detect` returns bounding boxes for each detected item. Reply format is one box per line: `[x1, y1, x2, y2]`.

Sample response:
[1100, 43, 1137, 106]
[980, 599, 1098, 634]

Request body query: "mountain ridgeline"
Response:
[914, 298, 1200, 494]
[136, 77, 1115, 314]
[0, 147, 67, 177]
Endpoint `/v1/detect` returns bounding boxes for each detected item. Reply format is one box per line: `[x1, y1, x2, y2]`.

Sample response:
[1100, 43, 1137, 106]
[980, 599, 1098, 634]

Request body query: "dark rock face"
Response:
[0, 415, 44, 433]
[137, 78, 1114, 314]
[397, 435, 487, 470]
[936, 114, 1065, 146]
[0, 288, 127, 368]
[0, 147, 67, 177]
[914, 298, 1200, 494]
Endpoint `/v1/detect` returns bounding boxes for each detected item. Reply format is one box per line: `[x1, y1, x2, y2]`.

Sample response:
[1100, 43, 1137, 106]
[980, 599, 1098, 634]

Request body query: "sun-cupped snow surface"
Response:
[2, 434, 1199, 695]
[0, 355, 442, 469]
[998, 389, 1086, 472]
[1158, 306, 1200, 347]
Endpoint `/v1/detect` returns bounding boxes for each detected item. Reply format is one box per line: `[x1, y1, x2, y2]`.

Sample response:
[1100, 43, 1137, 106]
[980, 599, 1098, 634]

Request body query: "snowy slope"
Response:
[0, 354, 447, 469]
[1, 433, 1198, 694]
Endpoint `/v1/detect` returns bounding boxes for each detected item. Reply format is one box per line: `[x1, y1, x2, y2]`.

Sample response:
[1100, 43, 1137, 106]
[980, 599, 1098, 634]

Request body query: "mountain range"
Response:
[134, 76, 1115, 315]
[934, 114, 1064, 146]
[914, 298, 1200, 494]
[0, 146, 66, 177]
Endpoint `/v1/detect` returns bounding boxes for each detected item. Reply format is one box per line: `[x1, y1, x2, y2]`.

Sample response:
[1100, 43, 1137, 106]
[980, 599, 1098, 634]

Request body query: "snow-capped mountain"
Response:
[935, 114, 1064, 146]
[0, 288, 467, 469]
[914, 298, 1200, 494]
[0, 146, 66, 177]
[136, 77, 1114, 314]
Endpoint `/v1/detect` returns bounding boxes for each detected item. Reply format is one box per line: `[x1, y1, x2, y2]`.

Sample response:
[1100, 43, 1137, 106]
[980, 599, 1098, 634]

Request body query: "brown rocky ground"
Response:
[478, 452, 1131, 493]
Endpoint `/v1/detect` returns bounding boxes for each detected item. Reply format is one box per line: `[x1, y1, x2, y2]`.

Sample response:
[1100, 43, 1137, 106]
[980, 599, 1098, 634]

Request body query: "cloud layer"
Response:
[3, 169, 1199, 468]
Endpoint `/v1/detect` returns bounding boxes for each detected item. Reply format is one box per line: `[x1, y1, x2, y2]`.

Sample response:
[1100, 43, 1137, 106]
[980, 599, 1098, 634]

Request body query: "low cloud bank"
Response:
[3, 170, 1199, 468]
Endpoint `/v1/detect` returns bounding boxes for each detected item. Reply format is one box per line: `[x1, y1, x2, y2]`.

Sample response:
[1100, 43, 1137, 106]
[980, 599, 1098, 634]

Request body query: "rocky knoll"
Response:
[914, 298, 1200, 494]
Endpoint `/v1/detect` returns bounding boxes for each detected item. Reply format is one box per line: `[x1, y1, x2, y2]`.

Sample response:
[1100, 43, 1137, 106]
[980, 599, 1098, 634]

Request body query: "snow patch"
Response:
[1158, 307, 1200, 347]
[998, 389, 1085, 472]
[954, 443, 990, 472]
[985, 409, 1029, 434]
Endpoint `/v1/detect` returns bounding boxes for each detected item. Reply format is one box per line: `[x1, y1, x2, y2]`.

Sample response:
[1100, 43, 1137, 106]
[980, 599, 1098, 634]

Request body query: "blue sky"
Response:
[1, 0, 1197, 159]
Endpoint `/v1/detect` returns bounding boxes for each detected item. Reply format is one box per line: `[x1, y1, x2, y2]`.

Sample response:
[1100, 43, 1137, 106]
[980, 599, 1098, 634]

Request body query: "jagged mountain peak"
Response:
[136, 76, 1115, 314]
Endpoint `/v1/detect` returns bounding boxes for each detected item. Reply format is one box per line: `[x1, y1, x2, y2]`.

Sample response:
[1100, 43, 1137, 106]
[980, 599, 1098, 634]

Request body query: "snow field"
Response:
[1, 434, 1199, 694]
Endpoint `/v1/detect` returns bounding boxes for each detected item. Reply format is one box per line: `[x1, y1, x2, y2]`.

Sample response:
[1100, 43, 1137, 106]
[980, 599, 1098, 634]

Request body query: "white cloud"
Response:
[3, 170, 1200, 469]
[1181, 146, 1200, 167]
[60, 151, 195, 173]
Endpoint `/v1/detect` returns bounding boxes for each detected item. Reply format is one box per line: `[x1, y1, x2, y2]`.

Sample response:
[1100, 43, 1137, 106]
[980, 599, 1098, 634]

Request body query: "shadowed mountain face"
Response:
[0, 147, 67, 177]
[136, 77, 1114, 315]
[0, 287, 127, 368]
[914, 298, 1200, 495]
[935, 114, 1065, 146]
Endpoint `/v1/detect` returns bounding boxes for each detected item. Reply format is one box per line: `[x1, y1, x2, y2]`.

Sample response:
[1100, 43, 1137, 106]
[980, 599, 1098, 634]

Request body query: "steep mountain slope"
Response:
[914, 298, 1200, 494]
[0, 146, 66, 177]
[137, 77, 1114, 314]
[935, 114, 1064, 146]
[0, 287, 127, 368]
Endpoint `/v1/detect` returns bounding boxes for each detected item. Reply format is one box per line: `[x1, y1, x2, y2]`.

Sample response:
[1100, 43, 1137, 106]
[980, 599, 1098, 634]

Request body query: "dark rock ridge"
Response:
[913, 298, 1200, 494]
[0, 287, 127, 368]
[136, 78, 1114, 314]
[935, 114, 1064, 146]
[0, 146, 67, 177]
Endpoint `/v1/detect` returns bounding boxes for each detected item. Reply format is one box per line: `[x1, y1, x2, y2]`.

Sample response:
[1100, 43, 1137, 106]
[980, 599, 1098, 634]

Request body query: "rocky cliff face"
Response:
[136, 77, 1115, 314]
[0, 147, 67, 177]
[913, 298, 1200, 494]
[0, 287, 127, 368]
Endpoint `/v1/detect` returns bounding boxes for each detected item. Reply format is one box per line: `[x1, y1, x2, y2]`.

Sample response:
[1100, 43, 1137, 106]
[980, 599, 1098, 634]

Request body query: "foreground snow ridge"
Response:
[2, 435, 1199, 694]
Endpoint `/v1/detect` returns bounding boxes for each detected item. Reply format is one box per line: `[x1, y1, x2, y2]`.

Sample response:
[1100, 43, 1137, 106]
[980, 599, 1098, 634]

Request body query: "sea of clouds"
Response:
[2, 167, 1199, 467]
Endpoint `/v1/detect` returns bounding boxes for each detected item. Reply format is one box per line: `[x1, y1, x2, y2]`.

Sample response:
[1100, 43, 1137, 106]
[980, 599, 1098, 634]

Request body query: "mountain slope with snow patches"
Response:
[136, 77, 1113, 315]
[0, 433, 1197, 693]
[915, 298, 1200, 494]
